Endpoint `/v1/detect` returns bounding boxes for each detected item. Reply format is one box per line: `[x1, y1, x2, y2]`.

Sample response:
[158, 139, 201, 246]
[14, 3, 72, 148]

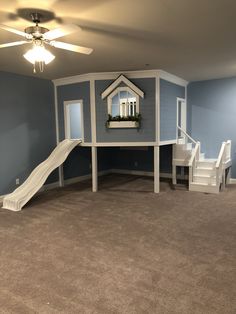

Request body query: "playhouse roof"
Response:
[101, 74, 144, 99]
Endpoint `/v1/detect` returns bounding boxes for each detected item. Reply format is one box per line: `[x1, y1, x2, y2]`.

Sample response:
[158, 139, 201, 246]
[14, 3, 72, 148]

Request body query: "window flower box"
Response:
[108, 121, 139, 128]
[106, 114, 141, 129]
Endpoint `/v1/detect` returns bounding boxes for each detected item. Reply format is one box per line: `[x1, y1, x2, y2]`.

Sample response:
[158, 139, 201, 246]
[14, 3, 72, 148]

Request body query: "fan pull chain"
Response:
[39, 61, 44, 73]
[32, 61, 45, 73]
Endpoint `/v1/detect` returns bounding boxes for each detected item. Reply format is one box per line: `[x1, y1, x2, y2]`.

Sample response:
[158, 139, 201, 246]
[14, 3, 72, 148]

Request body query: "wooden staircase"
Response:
[190, 158, 219, 193]
[173, 128, 232, 194]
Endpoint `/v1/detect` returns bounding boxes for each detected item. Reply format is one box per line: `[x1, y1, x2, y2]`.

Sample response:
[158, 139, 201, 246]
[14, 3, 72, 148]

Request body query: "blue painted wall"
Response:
[98, 148, 113, 171]
[160, 79, 185, 141]
[110, 145, 172, 174]
[63, 146, 91, 180]
[188, 77, 236, 178]
[95, 78, 156, 142]
[0, 71, 57, 195]
[57, 81, 91, 142]
[57, 81, 92, 180]
[63, 147, 112, 181]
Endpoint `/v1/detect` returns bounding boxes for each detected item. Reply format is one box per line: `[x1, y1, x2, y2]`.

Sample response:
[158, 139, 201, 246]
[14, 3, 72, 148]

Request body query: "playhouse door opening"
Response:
[64, 100, 84, 140]
[177, 98, 186, 137]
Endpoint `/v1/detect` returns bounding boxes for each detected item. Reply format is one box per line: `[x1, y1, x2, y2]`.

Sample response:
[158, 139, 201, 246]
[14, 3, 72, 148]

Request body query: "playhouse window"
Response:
[108, 87, 139, 117]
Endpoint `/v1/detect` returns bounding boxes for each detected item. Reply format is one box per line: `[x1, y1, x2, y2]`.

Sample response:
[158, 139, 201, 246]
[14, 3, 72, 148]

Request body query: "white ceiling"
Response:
[0, 0, 236, 81]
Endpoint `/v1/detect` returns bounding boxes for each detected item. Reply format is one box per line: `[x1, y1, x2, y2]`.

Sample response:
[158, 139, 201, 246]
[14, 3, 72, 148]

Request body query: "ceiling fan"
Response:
[0, 12, 93, 73]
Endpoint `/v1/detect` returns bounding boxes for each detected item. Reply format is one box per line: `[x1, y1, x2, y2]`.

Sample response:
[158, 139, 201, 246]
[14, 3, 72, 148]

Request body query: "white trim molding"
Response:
[154, 146, 160, 193]
[159, 140, 177, 146]
[54, 84, 64, 188]
[158, 70, 188, 87]
[92, 142, 157, 147]
[64, 99, 84, 141]
[53, 73, 91, 87]
[90, 79, 96, 144]
[176, 97, 187, 140]
[54, 84, 60, 145]
[52, 69, 188, 87]
[80, 142, 157, 147]
[156, 75, 160, 144]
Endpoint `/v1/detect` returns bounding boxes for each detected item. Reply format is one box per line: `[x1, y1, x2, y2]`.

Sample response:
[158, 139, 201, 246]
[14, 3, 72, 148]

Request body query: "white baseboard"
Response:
[2, 169, 234, 203]
[63, 174, 91, 186]
[63, 170, 111, 186]
[0, 170, 112, 202]
[39, 181, 60, 192]
[111, 169, 154, 177]
[111, 168, 188, 180]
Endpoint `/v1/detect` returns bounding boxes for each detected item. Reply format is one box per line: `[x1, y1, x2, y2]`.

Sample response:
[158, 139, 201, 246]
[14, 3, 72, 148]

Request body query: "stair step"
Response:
[189, 182, 219, 194]
[173, 158, 192, 166]
[194, 168, 216, 176]
[174, 145, 192, 160]
[177, 138, 185, 144]
[186, 143, 193, 150]
[199, 153, 205, 160]
[193, 175, 216, 184]
[196, 159, 217, 169]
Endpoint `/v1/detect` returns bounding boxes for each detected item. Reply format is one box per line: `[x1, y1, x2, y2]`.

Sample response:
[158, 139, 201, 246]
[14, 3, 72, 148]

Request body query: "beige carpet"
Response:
[0, 174, 235, 314]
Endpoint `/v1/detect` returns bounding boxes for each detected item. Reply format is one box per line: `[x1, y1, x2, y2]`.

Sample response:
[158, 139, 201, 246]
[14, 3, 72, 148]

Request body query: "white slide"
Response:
[2, 139, 81, 211]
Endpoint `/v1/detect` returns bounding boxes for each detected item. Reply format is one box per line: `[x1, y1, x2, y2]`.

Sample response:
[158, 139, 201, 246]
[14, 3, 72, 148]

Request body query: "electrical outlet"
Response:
[16, 178, 20, 185]
[134, 161, 138, 167]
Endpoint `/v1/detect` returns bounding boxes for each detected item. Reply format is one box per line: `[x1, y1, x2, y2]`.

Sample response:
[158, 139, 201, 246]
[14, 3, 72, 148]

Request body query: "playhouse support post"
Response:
[92, 146, 98, 192]
[154, 146, 160, 193]
[59, 166, 64, 187]
[172, 165, 177, 185]
[226, 166, 231, 185]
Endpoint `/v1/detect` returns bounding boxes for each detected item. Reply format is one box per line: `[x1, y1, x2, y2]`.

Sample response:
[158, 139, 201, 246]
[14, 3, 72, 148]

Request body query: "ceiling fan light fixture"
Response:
[0, 15, 92, 74]
[23, 43, 55, 65]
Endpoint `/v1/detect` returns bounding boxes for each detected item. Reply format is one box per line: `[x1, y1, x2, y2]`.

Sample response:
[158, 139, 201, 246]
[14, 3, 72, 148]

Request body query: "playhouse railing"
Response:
[189, 141, 201, 184]
[216, 140, 231, 190]
[177, 126, 197, 145]
[225, 140, 232, 163]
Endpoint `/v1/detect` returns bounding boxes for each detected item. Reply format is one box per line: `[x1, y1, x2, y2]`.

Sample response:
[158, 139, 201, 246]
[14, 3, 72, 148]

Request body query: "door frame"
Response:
[176, 97, 187, 138]
[64, 99, 84, 141]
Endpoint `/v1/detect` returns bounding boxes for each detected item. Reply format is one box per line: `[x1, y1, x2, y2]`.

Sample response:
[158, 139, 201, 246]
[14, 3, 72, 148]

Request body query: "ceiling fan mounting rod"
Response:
[31, 13, 42, 25]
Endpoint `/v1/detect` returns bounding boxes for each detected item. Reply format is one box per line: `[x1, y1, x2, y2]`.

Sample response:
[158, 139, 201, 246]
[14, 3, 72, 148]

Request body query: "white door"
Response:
[64, 100, 84, 140]
[177, 98, 186, 138]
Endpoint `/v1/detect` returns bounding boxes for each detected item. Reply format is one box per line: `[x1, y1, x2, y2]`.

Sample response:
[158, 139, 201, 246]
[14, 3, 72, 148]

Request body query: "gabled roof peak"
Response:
[101, 74, 144, 99]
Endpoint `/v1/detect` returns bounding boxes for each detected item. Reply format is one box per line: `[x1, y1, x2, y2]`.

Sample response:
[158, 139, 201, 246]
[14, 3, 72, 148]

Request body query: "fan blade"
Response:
[0, 24, 30, 38]
[50, 41, 93, 55]
[0, 40, 29, 48]
[43, 24, 81, 41]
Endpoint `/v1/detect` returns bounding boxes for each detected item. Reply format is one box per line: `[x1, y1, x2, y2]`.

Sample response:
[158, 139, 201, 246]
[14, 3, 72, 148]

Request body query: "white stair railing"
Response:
[175, 127, 232, 193]
[177, 126, 197, 145]
[225, 140, 232, 163]
[189, 142, 201, 184]
[215, 140, 231, 190]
